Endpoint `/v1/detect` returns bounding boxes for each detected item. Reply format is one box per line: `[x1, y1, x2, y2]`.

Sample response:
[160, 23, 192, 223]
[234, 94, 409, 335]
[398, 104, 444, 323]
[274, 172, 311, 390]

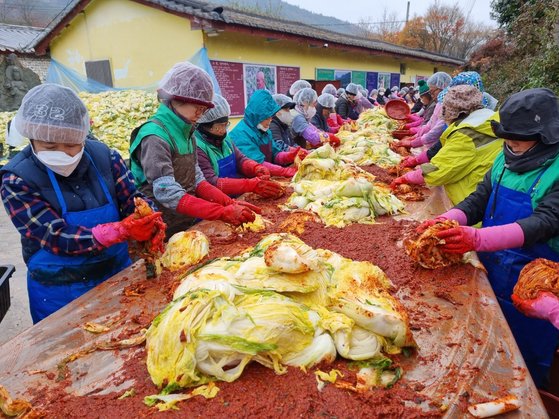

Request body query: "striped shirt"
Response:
[1, 149, 148, 256]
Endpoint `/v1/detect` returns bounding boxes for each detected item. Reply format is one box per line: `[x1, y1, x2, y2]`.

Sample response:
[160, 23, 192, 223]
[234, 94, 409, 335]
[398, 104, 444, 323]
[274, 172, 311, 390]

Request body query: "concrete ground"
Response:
[0, 208, 32, 343]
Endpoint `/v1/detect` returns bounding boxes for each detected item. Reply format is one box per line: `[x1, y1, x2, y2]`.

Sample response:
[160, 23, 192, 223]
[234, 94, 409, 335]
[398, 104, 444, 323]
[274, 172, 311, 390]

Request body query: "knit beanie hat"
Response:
[442, 85, 483, 122]
[418, 80, 430, 96]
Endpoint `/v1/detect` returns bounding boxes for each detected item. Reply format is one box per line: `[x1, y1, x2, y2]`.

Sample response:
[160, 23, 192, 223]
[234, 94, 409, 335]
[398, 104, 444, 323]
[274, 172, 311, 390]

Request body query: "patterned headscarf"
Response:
[442, 85, 484, 122]
[438, 71, 488, 107]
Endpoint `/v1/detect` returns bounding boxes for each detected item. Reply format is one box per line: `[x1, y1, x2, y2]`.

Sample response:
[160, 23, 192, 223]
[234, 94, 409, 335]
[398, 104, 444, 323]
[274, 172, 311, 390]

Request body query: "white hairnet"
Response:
[14, 83, 89, 144]
[317, 93, 336, 108]
[289, 79, 311, 96]
[337, 88, 345, 97]
[345, 83, 359, 95]
[359, 87, 368, 97]
[272, 93, 295, 109]
[391, 86, 399, 92]
[197, 94, 230, 123]
[158, 62, 214, 107]
[321, 84, 338, 96]
[427, 72, 452, 90]
[370, 89, 378, 96]
[295, 87, 318, 106]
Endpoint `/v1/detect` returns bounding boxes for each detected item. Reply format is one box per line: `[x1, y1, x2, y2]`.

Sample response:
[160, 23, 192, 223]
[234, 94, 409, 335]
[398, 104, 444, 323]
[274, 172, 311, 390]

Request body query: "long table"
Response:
[0, 187, 548, 418]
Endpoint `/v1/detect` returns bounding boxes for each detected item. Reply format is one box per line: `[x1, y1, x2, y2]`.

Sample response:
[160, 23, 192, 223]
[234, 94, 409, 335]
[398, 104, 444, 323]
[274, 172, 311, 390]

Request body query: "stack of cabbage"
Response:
[146, 233, 415, 396]
[80, 90, 158, 158]
[285, 144, 404, 227]
[0, 91, 157, 162]
[337, 108, 401, 168]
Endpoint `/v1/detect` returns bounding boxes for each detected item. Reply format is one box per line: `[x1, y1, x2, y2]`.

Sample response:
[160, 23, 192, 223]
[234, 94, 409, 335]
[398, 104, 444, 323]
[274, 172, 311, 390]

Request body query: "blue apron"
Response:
[216, 147, 239, 179]
[26, 152, 131, 323]
[478, 167, 559, 387]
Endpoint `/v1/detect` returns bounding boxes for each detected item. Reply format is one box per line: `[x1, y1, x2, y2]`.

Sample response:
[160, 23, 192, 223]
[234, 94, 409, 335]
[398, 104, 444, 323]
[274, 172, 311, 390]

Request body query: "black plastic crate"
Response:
[0, 265, 15, 323]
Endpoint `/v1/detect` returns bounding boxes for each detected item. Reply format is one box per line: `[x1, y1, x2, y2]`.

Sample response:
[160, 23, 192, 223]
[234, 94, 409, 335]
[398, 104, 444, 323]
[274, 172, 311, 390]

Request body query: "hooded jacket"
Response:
[420, 108, 503, 205]
[229, 90, 282, 163]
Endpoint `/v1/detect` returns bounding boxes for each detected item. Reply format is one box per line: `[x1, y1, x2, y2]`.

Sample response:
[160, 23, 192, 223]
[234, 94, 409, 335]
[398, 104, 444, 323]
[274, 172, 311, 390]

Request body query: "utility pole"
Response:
[405, 1, 410, 24]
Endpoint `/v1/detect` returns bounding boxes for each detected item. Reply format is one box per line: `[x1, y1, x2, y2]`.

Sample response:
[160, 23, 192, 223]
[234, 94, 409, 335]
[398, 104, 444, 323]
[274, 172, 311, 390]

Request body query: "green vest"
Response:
[194, 131, 235, 175]
[130, 104, 194, 185]
[491, 151, 559, 252]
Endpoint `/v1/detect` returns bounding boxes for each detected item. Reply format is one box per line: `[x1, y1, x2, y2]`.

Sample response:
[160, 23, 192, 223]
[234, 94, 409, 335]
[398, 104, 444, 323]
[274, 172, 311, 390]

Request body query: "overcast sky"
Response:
[283, 0, 497, 27]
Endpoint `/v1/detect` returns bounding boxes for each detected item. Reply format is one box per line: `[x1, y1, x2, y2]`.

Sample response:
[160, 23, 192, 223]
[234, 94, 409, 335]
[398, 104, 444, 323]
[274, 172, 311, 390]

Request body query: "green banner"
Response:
[316, 68, 335, 81]
[351, 71, 366, 87]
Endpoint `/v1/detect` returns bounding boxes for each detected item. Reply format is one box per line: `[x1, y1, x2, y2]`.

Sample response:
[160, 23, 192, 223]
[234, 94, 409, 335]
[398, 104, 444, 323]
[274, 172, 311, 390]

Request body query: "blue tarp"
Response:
[46, 48, 220, 94]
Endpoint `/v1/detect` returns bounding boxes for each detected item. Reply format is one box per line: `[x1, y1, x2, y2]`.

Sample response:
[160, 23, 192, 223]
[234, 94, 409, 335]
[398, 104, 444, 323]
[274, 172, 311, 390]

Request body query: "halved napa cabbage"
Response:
[146, 234, 415, 401]
[160, 231, 209, 271]
[263, 240, 320, 273]
[234, 257, 322, 293]
[328, 261, 416, 349]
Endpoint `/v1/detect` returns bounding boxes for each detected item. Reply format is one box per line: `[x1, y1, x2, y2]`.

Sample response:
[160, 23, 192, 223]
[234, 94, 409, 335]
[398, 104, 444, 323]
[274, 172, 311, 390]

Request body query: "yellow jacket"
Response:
[421, 108, 503, 205]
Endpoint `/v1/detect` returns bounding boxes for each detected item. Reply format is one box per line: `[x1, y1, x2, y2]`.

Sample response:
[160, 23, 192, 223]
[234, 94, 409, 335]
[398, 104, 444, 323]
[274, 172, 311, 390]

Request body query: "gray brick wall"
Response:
[18, 56, 51, 82]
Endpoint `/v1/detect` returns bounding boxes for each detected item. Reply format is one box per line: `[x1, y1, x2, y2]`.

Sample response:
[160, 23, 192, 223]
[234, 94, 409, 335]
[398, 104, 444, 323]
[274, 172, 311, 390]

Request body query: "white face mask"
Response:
[277, 110, 294, 126]
[305, 106, 317, 120]
[33, 147, 84, 177]
[256, 123, 269, 132]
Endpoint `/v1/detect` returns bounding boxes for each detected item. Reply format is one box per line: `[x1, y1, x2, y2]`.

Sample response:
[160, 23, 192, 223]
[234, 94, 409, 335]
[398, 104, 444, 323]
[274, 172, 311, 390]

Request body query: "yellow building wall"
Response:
[205, 30, 457, 84]
[49, 0, 457, 91]
[49, 0, 203, 88]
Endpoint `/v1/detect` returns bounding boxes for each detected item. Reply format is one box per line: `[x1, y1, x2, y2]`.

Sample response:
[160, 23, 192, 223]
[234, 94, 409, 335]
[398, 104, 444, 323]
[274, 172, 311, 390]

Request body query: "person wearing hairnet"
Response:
[270, 93, 299, 151]
[321, 84, 338, 98]
[391, 85, 503, 206]
[377, 88, 386, 105]
[195, 94, 284, 199]
[311, 93, 338, 134]
[335, 83, 360, 120]
[288, 79, 311, 98]
[395, 72, 455, 150]
[1, 84, 163, 323]
[405, 82, 434, 132]
[292, 88, 340, 148]
[417, 88, 559, 387]
[355, 86, 373, 114]
[130, 62, 260, 237]
[389, 86, 400, 99]
[400, 71, 492, 169]
[368, 89, 379, 106]
[230, 90, 300, 178]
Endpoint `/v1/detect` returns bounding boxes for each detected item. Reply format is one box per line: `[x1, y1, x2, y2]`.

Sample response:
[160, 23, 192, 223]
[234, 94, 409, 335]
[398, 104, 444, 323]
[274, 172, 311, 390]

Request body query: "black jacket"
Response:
[310, 104, 329, 132]
[335, 95, 359, 120]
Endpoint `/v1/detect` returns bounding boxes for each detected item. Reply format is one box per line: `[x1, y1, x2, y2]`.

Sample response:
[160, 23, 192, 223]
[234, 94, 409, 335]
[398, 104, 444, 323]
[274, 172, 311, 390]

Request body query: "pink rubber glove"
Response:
[396, 138, 413, 148]
[261, 161, 297, 178]
[436, 223, 525, 254]
[391, 168, 424, 189]
[512, 292, 559, 329]
[409, 126, 420, 135]
[92, 213, 163, 247]
[416, 208, 468, 234]
[216, 177, 284, 198]
[274, 147, 300, 165]
[92, 222, 128, 248]
[401, 150, 429, 168]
